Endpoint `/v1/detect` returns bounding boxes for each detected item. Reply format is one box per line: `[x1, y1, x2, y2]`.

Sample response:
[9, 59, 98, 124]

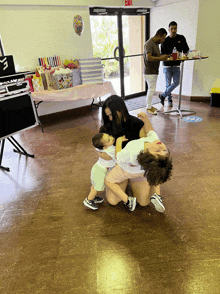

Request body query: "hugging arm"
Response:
[95, 150, 112, 160]
[115, 136, 128, 157]
[138, 112, 154, 137]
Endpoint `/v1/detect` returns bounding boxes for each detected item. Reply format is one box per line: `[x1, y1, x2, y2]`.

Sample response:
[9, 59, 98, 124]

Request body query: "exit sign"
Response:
[125, 0, 132, 6]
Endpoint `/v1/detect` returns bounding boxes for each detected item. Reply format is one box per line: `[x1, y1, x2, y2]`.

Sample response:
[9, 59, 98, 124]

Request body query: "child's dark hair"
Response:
[137, 149, 173, 186]
[92, 133, 104, 150]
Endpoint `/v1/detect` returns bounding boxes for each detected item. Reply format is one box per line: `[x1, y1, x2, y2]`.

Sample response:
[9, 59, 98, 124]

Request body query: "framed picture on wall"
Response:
[0, 35, 5, 56]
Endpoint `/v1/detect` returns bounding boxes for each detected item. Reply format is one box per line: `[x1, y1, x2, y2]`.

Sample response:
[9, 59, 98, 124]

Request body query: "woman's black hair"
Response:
[99, 95, 129, 137]
[137, 149, 173, 186]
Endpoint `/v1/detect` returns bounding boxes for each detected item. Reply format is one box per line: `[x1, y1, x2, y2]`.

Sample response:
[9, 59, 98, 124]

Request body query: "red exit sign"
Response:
[125, 0, 132, 6]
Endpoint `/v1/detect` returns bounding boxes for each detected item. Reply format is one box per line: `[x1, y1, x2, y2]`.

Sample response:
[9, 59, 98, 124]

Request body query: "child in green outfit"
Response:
[83, 133, 116, 210]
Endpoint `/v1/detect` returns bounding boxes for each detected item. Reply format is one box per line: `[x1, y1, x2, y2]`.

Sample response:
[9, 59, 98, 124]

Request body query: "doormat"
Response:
[125, 95, 160, 111]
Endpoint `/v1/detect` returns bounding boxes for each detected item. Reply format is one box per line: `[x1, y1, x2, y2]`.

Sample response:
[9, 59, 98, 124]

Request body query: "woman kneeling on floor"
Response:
[104, 112, 173, 212]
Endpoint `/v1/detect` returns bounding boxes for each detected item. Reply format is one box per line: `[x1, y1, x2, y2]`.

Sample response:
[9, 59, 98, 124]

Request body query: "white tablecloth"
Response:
[31, 81, 116, 102]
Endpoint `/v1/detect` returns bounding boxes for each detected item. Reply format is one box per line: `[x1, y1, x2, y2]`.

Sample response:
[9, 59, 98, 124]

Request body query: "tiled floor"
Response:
[0, 98, 220, 294]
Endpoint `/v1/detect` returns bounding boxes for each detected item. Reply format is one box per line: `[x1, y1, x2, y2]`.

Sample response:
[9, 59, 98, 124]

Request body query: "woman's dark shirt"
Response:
[100, 114, 144, 148]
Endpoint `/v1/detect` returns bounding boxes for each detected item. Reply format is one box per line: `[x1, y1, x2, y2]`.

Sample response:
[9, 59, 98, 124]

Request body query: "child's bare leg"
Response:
[152, 185, 160, 195]
[88, 185, 98, 200]
[104, 180, 128, 203]
[106, 180, 128, 205]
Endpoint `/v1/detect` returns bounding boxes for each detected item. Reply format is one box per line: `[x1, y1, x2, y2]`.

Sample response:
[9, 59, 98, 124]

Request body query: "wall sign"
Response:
[183, 116, 203, 122]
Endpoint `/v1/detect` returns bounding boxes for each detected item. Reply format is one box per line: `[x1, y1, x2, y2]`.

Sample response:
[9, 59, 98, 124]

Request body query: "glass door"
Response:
[90, 7, 149, 99]
[90, 13, 120, 95]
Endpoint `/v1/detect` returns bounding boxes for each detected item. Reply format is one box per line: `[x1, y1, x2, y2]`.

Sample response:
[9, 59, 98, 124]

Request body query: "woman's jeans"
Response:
[162, 66, 180, 100]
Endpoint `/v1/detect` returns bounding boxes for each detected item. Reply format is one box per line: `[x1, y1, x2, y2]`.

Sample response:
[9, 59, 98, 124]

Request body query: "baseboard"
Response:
[155, 91, 210, 103]
[190, 96, 210, 103]
[39, 105, 93, 125]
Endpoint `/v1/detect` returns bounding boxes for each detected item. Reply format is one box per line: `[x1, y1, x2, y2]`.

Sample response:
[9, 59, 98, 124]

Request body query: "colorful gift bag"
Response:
[25, 76, 34, 92]
[36, 66, 52, 90]
[32, 75, 44, 92]
[40, 72, 48, 90]
[44, 71, 53, 90]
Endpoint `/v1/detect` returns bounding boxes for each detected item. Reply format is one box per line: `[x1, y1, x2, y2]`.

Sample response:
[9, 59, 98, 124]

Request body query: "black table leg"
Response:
[163, 61, 196, 118]
[34, 101, 44, 132]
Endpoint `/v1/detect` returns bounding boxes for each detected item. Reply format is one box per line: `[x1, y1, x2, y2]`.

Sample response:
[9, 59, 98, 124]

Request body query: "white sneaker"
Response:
[150, 193, 165, 212]
[127, 196, 137, 212]
[147, 107, 157, 115]
[83, 198, 98, 210]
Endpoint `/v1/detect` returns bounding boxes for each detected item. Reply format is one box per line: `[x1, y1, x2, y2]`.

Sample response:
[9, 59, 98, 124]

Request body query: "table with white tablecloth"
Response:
[31, 81, 116, 132]
[31, 81, 116, 102]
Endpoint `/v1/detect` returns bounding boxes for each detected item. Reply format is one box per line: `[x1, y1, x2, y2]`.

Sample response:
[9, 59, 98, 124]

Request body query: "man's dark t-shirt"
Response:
[161, 34, 189, 67]
[100, 115, 144, 148]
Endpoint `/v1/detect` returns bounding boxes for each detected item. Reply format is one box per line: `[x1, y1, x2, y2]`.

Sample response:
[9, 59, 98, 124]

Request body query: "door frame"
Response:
[90, 7, 150, 100]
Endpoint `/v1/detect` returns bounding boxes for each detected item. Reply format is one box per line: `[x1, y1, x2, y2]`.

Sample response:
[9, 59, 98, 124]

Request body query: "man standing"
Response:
[144, 28, 169, 115]
[159, 21, 189, 107]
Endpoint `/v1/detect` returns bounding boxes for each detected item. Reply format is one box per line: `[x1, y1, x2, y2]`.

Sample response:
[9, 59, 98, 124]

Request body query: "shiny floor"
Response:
[1, 99, 220, 294]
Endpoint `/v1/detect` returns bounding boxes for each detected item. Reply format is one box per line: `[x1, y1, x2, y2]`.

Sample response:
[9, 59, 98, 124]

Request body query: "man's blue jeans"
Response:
[162, 66, 180, 100]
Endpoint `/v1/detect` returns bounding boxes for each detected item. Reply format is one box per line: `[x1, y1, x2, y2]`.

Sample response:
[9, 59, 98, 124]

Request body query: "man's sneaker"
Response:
[151, 106, 159, 112]
[127, 196, 137, 211]
[159, 94, 165, 106]
[150, 193, 165, 213]
[83, 198, 98, 210]
[147, 107, 157, 115]
[168, 99, 173, 107]
[93, 196, 104, 203]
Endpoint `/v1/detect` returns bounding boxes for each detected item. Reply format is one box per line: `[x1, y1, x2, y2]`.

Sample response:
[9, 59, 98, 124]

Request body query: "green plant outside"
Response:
[90, 16, 129, 79]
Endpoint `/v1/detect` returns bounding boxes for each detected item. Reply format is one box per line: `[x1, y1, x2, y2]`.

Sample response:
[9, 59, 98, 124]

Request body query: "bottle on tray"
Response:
[172, 47, 178, 60]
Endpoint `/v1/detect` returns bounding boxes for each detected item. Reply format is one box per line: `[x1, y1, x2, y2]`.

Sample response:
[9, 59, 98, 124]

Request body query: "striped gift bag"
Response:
[79, 58, 104, 85]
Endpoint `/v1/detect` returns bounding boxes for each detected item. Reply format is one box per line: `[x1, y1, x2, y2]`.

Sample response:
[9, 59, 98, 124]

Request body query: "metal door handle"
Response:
[114, 46, 125, 61]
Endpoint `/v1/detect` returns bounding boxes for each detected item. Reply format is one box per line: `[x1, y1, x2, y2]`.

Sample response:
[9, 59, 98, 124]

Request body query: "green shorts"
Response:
[91, 162, 108, 191]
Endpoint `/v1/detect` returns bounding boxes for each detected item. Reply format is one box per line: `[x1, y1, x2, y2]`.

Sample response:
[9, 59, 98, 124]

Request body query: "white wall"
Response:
[0, 5, 96, 116]
[192, 0, 220, 96]
[156, 0, 187, 6]
[0, 6, 93, 71]
[150, 0, 199, 97]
